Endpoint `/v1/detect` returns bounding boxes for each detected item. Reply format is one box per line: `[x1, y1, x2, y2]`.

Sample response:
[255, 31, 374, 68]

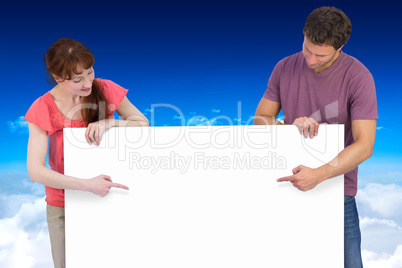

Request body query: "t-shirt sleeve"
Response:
[98, 79, 129, 115]
[24, 96, 55, 135]
[349, 70, 378, 120]
[263, 61, 282, 103]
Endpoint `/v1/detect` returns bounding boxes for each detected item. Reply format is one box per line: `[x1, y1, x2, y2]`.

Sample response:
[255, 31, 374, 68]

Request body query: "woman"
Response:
[25, 38, 149, 268]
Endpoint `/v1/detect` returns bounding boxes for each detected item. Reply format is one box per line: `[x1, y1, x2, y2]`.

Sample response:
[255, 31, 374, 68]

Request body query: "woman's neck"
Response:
[50, 85, 84, 120]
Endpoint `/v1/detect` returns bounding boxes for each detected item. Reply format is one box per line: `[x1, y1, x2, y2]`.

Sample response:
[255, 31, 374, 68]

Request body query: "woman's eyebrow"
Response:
[71, 69, 91, 79]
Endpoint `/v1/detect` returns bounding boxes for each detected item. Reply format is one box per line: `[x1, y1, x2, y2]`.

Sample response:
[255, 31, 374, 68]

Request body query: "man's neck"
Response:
[314, 50, 341, 74]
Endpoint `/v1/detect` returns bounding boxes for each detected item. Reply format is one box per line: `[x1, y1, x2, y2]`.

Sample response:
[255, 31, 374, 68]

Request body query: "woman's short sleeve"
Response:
[98, 79, 128, 115]
[24, 96, 55, 135]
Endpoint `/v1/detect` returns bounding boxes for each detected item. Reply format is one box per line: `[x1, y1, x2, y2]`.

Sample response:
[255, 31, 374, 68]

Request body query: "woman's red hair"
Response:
[44, 38, 109, 125]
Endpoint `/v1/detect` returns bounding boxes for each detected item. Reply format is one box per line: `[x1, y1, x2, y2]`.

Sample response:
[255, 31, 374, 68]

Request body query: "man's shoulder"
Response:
[274, 51, 304, 72]
[279, 51, 304, 64]
[340, 52, 371, 75]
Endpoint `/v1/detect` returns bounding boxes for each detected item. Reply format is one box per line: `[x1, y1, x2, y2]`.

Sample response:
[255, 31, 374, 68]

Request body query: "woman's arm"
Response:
[27, 123, 128, 196]
[115, 96, 149, 127]
[85, 96, 149, 145]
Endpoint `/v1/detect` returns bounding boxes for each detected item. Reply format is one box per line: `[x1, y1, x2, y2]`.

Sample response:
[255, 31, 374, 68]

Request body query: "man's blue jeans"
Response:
[344, 196, 363, 268]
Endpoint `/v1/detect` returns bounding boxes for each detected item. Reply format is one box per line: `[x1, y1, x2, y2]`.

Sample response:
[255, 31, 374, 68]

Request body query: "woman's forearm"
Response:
[110, 116, 149, 127]
[28, 164, 87, 191]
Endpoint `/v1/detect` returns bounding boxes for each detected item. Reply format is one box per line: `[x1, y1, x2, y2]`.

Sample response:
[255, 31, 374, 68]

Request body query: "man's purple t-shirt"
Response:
[264, 51, 378, 196]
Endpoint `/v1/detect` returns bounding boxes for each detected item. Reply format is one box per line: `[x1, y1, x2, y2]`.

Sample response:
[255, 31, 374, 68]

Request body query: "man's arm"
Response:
[253, 97, 283, 125]
[277, 119, 376, 191]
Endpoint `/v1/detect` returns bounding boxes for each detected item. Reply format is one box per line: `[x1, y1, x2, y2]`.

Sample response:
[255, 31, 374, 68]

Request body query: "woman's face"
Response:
[56, 64, 95, 97]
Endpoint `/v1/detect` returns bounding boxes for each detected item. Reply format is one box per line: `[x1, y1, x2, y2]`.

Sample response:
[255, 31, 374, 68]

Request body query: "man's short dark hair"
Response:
[303, 6, 352, 50]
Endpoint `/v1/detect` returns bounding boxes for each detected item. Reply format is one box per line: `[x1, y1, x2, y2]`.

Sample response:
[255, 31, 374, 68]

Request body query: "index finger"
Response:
[110, 182, 129, 190]
[277, 175, 295, 183]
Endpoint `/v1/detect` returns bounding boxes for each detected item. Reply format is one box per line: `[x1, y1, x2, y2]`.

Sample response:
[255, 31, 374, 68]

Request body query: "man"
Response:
[253, 6, 377, 268]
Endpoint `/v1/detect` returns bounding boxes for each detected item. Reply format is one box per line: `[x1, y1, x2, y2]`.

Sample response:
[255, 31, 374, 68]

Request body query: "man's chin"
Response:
[307, 64, 319, 69]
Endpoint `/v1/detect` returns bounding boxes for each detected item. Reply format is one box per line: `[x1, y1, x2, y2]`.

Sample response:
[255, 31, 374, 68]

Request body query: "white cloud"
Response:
[360, 217, 402, 230]
[7, 116, 28, 134]
[276, 116, 284, 124]
[0, 196, 52, 268]
[142, 108, 154, 117]
[187, 116, 209, 126]
[362, 245, 402, 268]
[0, 173, 44, 197]
[357, 183, 402, 264]
[173, 114, 229, 127]
[0, 173, 45, 219]
[376, 126, 384, 130]
[0, 194, 43, 219]
[167, 110, 259, 127]
[357, 184, 402, 219]
[232, 117, 250, 125]
[360, 216, 402, 254]
[359, 171, 402, 187]
[1, 179, 402, 268]
[187, 116, 237, 127]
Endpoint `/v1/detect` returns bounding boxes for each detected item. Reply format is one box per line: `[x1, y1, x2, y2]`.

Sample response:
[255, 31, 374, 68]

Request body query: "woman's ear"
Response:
[52, 74, 64, 84]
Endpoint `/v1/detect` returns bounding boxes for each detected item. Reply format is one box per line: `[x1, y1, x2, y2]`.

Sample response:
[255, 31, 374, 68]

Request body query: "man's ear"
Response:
[337, 43, 345, 52]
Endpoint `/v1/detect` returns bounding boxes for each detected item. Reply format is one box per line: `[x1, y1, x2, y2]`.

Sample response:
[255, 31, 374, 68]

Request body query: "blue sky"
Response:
[1, 1, 402, 267]
[1, 1, 401, 164]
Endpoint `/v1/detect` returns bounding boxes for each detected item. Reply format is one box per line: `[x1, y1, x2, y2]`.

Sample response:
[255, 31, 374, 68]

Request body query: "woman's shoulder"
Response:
[97, 78, 126, 91]
[25, 92, 64, 134]
[96, 78, 128, 106]
[26, 92, 54, 114]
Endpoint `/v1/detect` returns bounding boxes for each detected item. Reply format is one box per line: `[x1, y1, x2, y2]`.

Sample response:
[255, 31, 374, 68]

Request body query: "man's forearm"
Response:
[317, 140, 373, 182]
[276, 119, 376, 191]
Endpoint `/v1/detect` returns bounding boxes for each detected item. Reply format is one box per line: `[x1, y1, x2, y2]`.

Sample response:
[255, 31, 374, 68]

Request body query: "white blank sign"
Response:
[64, 125, 344, 268]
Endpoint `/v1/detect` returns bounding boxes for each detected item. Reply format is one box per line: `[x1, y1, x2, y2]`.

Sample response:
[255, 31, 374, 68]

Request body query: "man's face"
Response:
[302, 37, 339, 73]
